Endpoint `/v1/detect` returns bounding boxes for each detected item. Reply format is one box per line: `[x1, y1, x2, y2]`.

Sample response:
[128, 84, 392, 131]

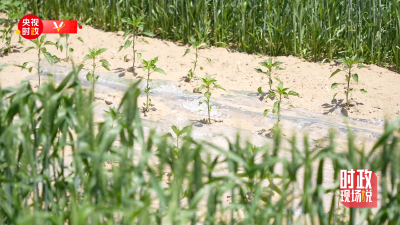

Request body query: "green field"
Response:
[27, 0, 400, 71]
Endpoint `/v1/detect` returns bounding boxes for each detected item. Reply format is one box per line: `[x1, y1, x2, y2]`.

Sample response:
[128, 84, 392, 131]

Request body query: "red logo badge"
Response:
[340, 169, 377, 208]
[17, 14, 43, 40]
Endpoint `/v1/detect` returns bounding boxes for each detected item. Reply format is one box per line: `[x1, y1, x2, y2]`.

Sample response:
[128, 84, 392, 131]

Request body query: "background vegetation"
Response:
[1, 68, 400, 224]
[22, 0, 400, 71]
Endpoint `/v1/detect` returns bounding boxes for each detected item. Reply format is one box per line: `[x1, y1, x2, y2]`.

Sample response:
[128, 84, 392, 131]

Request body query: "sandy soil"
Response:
[1, 14, 399, 122]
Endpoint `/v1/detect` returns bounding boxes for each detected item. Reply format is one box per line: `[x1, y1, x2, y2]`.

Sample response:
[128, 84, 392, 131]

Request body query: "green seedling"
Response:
[16, 34, 60, 86]
[53, 14, 84, 61]
[263, 79, 299, 134]
[82, 48, 111, 101]
[170, 125, 192, 149]
[330, 55, 368, 109]
[183, 37, 211, 82]
[198, 74, 226, 124]
[0, 0, 26, 54]
[141, 56, 166, 112]
[255, 57, 284, 92]
[119, 15, 154, 76]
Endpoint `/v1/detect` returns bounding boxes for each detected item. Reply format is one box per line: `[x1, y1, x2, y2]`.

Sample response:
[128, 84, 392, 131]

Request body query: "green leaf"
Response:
[69, 47, 74, 53]
[39, 34, 47, 44]
[273, 101, 279, 114]
[82, 54, 91, 62]
[171, 125, 180, 136]
[288, 105, 295, 108]
[254, 68, 263, 73]
[44, 41, 56, 46]
[198, 84, 205, 92]
[52, 55, 61, 63]
[140, 38, 149, 44]
[24, 46, 34, 53]
[357, 63, 367, 68]
[257, 87, 263, 94]
[99, 59, 111, 66]
[360, 89, 367, 94]
[272, 61, 283, 67]
[141, 31, 155, 37]
[206, 58, 211, 63]
[77, 37, 84, 43]
[41, 47, 47, 53]
[331, 83, 339, 89]
[352, 73, 358, 83]
[118, 45, 124, 52]
[43, 52, 54, 65]
[124, 40, 132, 49]
[204, 92, 211, 99]
[102, 63, 111, 71]
[183, 48, 190, 57]
[86, 72, 93, 82]
[154, 67, 166, 75]
[263, 109, 269, 117]
[122, 29, 131, 39]
[213, 84, 226, 91]
[330, 69, 341, 78]
[288, 90, 299, 96]
[96, 48, 107, 55]
[200, 66, 203, 70]
[332, 93, 338, 100]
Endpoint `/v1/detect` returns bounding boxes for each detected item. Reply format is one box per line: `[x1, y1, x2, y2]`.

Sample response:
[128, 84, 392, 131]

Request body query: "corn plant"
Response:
[141, 56, 166, 112]
[16, 34, 60, 86]
[118, 15, 153, 76]
[183, 37, 211, 82]
[52, 14, 84, 61]
[255, 57, 284, 92]
[82, 47, 110, 101]
[263, 79, 299, 133]
[198, 74, 226, 124]
[0, 0, 26, 54]
[330, 55, 368, 109]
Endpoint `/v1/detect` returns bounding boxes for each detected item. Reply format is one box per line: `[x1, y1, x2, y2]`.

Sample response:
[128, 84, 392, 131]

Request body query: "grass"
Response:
[0, 67, 400, 224]
[20, 0, 400, 71]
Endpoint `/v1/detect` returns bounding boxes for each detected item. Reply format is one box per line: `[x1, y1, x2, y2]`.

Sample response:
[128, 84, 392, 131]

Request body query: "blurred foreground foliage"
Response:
[0, 68, 400, 224]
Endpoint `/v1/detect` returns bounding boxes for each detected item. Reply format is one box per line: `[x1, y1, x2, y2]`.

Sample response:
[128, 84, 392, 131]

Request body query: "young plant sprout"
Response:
[170, 125, 192, 149]
[182, 37, 211, 82]
[16, 34, 60, 86]
[198, 74, 226, 124]
[330, 55, 368, 109]
[119, 15, 153, 76]
[140, 55, 167, 112]
[82, 48, 111, 101]
[263, 78, 299, 133]
[0, 0, 26, 54]
[54, 14, 84, 61]
[255, 57, 284, 92]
